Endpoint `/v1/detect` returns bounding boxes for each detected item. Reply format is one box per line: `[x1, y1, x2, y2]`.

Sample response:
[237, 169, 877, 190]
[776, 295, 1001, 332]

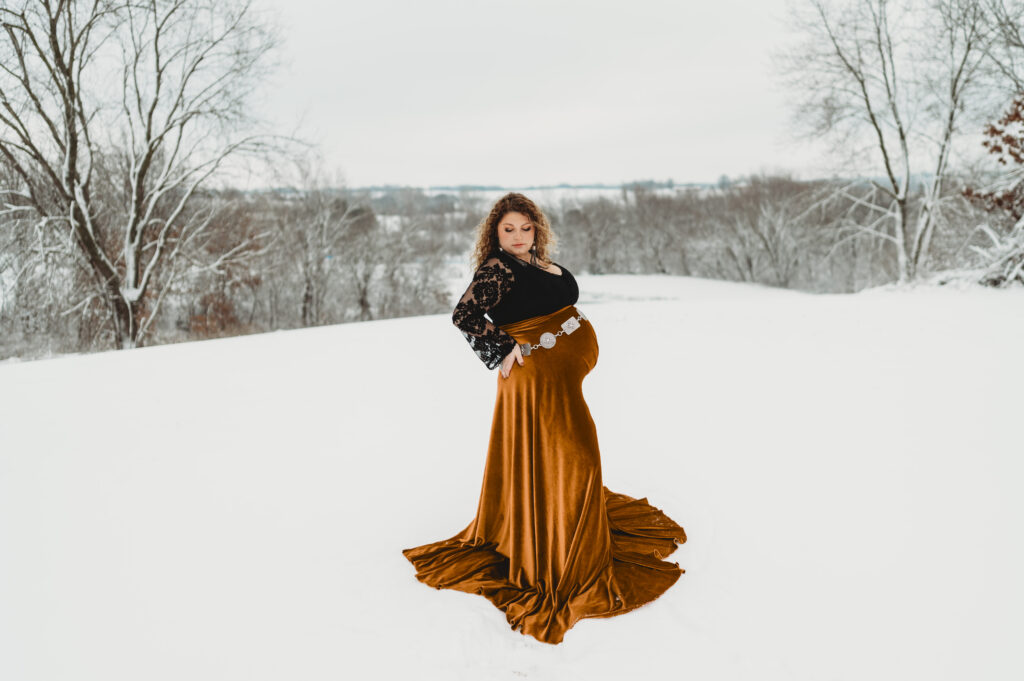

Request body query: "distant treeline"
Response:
[1, 170, 1006, 361]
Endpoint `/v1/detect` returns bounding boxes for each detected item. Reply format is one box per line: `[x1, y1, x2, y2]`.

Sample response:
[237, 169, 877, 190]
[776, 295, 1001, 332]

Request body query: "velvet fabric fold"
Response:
[402, 304, 686, 644]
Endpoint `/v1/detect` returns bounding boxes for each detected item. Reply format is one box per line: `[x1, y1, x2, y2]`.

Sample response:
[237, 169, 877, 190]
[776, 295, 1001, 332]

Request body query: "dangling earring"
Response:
[529, 244, 538, 266]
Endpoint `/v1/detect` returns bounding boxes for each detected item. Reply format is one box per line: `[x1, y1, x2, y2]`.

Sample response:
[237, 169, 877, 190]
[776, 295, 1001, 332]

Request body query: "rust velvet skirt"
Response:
[402, 304, 687, 644]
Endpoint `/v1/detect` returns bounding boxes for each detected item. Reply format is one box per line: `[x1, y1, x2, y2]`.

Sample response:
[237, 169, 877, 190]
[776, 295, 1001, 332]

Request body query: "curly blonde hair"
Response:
[469, 192, 558, 271]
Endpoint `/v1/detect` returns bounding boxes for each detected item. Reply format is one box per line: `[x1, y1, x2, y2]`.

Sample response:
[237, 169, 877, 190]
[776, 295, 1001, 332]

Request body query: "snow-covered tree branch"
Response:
[774, 0, 1002, 282]
[0, 0, 286, 349]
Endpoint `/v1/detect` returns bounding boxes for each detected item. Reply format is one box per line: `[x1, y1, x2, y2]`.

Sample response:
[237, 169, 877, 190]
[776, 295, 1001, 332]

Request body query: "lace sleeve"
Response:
[452, 256, 518, 370]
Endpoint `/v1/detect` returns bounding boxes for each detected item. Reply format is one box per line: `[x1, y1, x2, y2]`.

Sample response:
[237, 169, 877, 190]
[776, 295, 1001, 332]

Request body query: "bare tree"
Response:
[271, 158, 377, 326]
[620, 185, 679, 274]
[982, 0, 1024, 94]
[0, 0, 282, 349]
[558, 196, 626, 274]
[774, 0, 999, 282]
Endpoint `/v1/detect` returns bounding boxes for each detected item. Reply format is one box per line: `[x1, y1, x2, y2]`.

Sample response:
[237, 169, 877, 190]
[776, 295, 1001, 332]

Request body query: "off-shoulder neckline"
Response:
[495, 249, 565, 277]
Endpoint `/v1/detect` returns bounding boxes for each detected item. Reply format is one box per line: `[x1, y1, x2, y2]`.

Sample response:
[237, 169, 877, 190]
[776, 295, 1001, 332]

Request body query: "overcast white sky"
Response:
[252, 0, 834, 189]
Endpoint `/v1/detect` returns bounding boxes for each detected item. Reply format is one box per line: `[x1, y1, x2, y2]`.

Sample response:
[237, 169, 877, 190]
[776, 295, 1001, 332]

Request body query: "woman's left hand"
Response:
[500, 344, 524, 379]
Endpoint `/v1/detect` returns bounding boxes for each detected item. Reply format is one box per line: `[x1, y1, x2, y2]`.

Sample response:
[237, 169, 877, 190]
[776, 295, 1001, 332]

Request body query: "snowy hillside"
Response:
[1, 274, 1022, 681]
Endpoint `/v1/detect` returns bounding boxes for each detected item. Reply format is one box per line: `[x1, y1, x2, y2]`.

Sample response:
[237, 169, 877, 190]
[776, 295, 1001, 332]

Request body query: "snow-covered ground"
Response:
[1, 273, 1022, 681]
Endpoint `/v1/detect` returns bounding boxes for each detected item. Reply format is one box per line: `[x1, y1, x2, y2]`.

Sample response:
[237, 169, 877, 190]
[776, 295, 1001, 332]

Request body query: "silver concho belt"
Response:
[518, 309, 588, 357]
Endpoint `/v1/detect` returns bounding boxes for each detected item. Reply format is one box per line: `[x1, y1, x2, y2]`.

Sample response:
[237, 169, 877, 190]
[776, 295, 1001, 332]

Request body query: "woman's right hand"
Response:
[500, 343, 524, 379]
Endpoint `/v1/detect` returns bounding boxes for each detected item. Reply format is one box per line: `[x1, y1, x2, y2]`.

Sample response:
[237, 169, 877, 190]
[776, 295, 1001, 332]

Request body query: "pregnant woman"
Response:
[401, 192, 687, 644]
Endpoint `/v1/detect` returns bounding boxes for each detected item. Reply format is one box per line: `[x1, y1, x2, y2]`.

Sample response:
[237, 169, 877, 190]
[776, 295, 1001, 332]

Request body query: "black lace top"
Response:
[452, 249, 580, 369]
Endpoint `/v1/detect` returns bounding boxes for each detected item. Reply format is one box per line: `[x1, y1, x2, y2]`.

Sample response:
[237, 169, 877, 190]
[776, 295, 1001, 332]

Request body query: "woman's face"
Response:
[497, 211, 535, 259]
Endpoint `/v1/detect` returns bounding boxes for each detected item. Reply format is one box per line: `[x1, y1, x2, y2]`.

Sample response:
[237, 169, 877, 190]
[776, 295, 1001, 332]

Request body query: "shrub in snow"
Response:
[970, 220, 1024, 287]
